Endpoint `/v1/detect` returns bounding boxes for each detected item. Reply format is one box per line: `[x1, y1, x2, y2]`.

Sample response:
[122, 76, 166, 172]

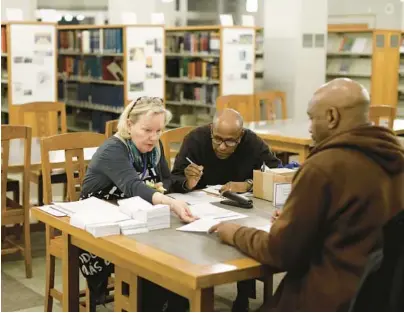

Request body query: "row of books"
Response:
[1, 26, 6, 53]
[58, 56, 124, 81]
[326, 58, 372, 76]
[166, 59, 219, 79]
[327, 35, 372, 54]
[166, 32, 220, 54]
[166, 84, 218, 105]
[59, 29, 123, 53]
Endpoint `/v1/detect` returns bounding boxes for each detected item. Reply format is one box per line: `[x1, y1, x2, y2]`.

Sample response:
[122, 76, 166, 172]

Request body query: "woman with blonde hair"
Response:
[80, 96, 194, 311]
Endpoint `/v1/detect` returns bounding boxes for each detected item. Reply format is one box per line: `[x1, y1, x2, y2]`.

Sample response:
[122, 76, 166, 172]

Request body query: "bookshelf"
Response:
[398, 32, 404, 117]
[57, 24, 165, 133]
[255, 27, 264, 92]
[327, 25, 400, 107]
[1, 22, 58, 125]
[165, 25, 255, 128]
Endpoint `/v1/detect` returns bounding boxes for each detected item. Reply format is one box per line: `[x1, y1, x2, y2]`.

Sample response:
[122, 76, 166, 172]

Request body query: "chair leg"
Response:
[38, 176, 44, 206]
[44, 254, 56, 312]
[23, 220, 32, 278]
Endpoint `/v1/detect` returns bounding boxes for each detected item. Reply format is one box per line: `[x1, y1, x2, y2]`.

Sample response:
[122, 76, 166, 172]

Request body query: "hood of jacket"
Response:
[309, 125, 404, 175]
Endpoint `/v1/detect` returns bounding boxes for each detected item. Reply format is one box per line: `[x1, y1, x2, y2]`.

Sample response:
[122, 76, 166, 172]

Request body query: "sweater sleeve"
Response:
[171, 133, 196, 193]
[254, 134, 281, 169]
[233, 165, 330, 271]
[96, 140, 156, 203]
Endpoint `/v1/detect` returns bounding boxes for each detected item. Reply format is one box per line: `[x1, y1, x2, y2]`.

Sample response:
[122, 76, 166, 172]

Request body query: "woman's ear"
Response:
[327, 107, 340, 129]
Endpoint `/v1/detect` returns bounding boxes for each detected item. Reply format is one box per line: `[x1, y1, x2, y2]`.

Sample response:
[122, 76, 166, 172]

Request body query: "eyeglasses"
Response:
[128, 96, 164, 118]
[211, 131, 241, 147]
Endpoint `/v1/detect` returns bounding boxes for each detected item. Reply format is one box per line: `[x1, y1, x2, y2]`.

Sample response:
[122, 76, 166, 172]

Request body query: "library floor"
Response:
[1, 180, 284, 312]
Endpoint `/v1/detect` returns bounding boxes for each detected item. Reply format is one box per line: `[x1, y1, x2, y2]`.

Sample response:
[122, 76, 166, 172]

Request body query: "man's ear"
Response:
[327, 107, 340, 129]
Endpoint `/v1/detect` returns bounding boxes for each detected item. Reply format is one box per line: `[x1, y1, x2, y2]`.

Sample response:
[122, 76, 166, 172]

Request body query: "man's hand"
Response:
[208, 222, 242, 246]
[220, 181, 249, 194]
[184, 163, 204, 190]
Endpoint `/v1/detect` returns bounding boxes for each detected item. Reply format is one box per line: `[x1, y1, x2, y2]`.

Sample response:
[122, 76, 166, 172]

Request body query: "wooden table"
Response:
[245, 119, 312, 163]
[8, 137, 97, 172]
[394, 118, 404, 135]
[32, 199, 275, 312]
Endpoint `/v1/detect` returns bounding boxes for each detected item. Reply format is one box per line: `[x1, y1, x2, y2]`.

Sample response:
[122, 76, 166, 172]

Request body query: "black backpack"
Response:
[349, 210, 404, 311]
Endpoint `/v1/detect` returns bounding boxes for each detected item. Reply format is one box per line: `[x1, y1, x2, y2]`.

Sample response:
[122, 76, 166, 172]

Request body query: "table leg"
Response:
[114, 266, 141, 312]
[62, 233, 79, 312]
[189, 288, 214, 312]
[261, 275, 274, 311]
[298, 146, 310, 164]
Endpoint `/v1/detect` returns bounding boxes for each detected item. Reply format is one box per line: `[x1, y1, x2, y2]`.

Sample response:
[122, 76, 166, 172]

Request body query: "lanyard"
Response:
[140, 155, 147, 180]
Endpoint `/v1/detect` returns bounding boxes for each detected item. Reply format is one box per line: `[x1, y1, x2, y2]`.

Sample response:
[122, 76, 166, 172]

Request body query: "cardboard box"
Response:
[253, 168, 296, 201]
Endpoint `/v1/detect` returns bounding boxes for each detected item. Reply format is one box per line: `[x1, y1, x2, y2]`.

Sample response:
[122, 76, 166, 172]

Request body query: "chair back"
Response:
[40, 132, 105, 203]
[15, 102, 67, 137]
[160, 126, 195, 169]
[254, 91, 287, 121]
[369, 105, 396, 129]
[216, 95, 255, 122]
[1, 125, 32, 217]
[105, 119, 119, 138]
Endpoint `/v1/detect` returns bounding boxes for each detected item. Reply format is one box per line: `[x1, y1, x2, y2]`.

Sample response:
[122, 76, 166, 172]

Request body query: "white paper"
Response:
[221, 27, 255, 95]
[273, 183, 292, 207]
[125, 26, 164, 100]
[53, 197, 118, 216]
[203, 186, 253, 197]
[168, 191, 221, 205]
[255, 223, 272, 233]
[9, 24, 56, 104]
[176, 218, 219, 233]
[189, 203, 247, 221]
[38, 205, 67, 217]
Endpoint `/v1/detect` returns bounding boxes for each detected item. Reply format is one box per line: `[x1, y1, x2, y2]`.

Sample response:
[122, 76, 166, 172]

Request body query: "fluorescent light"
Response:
[242, 15, 255, 26]
[64, 14, 73, 22]
[220, 14, 234, 26]
[246, 0, 258, 13]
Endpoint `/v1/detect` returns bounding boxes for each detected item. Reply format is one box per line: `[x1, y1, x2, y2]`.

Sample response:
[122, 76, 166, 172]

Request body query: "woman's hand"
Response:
[169, 199, 198, 223]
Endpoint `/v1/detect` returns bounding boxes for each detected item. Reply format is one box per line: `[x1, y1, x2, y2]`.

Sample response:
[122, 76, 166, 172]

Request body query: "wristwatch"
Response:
[245, 179, 253, 192]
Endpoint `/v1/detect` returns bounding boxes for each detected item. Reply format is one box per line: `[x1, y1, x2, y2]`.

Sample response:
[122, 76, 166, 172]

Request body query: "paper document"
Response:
[168, 191, 221, 205]
[38, 205, 67, 217]
[53, 197, 117, 216]
[273, 183, 292, 207]
[203, 185, 253, 197]
[176, 218, 219, 233]
[189, 203, 247, 221]
[255, 223, 272, 233]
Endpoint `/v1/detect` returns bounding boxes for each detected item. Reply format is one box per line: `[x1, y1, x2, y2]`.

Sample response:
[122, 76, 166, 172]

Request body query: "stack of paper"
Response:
[118, 196, 170, 230]
[86, 223, 121, 238]
[118, 219, 148, 235]
[176, 218, 219, 233]
[52, 197, 113, 216]
[168, 191, 221, 205]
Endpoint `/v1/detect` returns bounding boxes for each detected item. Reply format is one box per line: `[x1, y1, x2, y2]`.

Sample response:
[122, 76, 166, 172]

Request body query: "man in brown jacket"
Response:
[209, 78, 404, 311]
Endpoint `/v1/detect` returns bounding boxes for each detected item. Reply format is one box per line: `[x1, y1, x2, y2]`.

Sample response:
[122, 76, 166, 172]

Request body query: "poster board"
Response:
[9, 23, 57, 105]
[221, 27, 255, 95]
[125, 25, 165, 101]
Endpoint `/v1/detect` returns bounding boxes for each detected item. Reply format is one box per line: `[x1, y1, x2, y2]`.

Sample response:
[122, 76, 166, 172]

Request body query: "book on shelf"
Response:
[166, 58, 219, 80]
[166, 83, 218, 106]
[327, 58, 371, 76]
[59, 28, 123, 54]
[166, 31, 220, 54]
[1, 26, 6, 54]
[327, 35, 372, 54]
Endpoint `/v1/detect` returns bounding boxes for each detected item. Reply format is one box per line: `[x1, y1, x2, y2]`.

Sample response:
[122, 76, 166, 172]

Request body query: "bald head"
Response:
[213, 108, 244, 131]
[308, 78, 371, 143]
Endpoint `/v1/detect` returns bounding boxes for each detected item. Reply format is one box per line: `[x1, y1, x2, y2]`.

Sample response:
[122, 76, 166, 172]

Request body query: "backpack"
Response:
[349, 210, 404, 311]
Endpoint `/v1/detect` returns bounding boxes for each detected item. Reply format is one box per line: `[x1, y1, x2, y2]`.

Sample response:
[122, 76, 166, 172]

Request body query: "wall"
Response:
[1, 0, 37, 21]
[38, 0, 107, 10]
[328, 0, 402, 29]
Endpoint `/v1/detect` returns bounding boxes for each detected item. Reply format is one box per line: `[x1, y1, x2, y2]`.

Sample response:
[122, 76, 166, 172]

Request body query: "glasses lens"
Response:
[225, 140, 237, 147]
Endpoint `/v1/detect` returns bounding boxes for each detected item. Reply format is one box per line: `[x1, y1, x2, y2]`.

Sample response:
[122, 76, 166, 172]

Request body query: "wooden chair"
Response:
[1, 125, 32, 278]
[369, 105, 396, 129]
[41, 132, 107, 312]
[105, 119, 119, 138]
[160, 126, 195, 169]
[16, 102, 68, 205]
[254, 91, 287, 121]
[216, 95, 256, 122]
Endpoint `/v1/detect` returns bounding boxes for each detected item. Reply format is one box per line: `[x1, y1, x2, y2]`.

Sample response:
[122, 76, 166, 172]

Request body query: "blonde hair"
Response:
[117, 97, 172, 139]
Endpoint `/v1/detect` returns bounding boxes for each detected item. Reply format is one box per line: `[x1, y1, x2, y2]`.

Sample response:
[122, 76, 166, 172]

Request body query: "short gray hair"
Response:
[117, 97, 172, 139]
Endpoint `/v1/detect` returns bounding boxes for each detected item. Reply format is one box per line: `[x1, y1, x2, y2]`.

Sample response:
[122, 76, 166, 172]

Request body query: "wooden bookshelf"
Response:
[398, 32, 404, 118]
[327, 25, 400, 107]
[57, 24, 165, 133]
[255, 27, 264, 92]
[1, 22, 58, 125]
[165, 26, 256, 128]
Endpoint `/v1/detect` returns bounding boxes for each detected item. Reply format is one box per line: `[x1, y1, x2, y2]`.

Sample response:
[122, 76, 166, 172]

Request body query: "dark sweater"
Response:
[171, 125, 280, 192]
[81, 136, 172, 203]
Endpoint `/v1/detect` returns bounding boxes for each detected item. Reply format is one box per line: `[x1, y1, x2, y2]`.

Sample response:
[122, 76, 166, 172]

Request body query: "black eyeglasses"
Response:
[210, 129, 242, 147]
[127, 97, 164, 118]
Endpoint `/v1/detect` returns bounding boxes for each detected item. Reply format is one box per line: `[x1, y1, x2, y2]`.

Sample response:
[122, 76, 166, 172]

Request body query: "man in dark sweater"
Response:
[171, 109, 280, 311]
[171, 109, 280, 194]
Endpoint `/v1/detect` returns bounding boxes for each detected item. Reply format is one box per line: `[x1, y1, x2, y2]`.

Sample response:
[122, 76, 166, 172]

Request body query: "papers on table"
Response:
[203, 185, 253, 197]
[168, 191, 221, 205]
[189, 203, 247, 221]
[37, 205, 68, 217]
[176, 218, 219, 233]
[118, 196, 170, 230]
[118, 219, 148, 235]
[255, 223, 272, 233]
[52, 197, 115, 217]
[273, 183, 291, 207]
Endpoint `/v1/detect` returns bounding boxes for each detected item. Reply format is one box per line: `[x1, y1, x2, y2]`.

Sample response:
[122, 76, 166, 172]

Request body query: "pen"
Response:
[186, 157, 194, 165]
